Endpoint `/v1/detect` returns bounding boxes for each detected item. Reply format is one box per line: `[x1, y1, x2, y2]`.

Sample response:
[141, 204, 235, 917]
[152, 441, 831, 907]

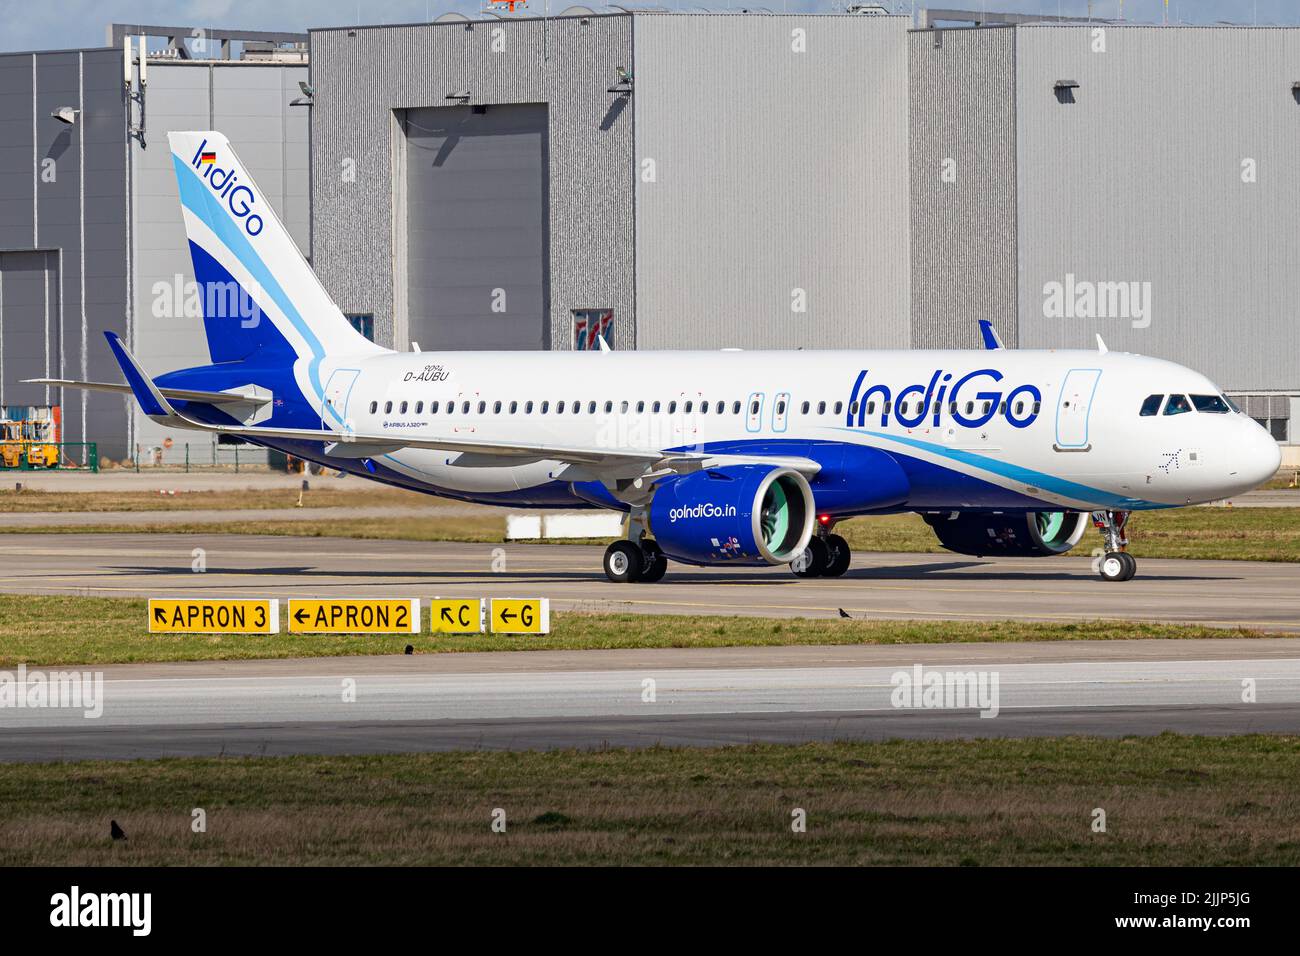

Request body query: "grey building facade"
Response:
[0, 26, 308, 462]
[910, 23, 1300, 438]
[309, 11, 911, 355]
[0, 45, 129, 456]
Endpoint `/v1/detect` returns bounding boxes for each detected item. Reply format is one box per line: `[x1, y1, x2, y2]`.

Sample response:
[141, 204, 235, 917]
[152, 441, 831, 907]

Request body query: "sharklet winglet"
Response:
[103, 331, 180, 421]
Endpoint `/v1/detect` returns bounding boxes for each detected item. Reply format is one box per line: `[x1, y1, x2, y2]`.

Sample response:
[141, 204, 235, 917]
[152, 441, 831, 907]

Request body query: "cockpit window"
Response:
[1163, 394, 1192, 416]
[1224, 395, 1242, 414]
[1190, 394, 1230, 414]
[1139, 394, 1163, 417]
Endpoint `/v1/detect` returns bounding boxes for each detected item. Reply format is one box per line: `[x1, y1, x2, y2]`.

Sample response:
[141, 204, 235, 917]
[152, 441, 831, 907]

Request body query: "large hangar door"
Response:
[0, 251, 59, 407]
[404, 104, 549, 350]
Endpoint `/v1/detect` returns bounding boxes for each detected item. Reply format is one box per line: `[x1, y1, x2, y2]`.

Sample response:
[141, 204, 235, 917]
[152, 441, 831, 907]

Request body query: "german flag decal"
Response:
[200, 151, 216, 164]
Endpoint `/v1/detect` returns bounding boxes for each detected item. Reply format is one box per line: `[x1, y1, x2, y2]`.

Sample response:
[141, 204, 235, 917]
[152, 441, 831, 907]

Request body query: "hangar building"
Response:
[910, 20, 1300, 440]
[307, 11, 910, 355]
[0, 24, 308, 461]
[1, 10, 1296, 462]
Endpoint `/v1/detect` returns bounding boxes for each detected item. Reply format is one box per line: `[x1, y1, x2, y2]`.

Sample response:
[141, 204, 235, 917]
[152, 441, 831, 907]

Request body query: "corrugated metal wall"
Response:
[633, 14, 910, 350]
[0, 48, 128, 456]
[908, 26, 1018, 348]
[1014, 25, 1300, 392]
[132, 61, 308, 459]
[310, 16, 635, 352]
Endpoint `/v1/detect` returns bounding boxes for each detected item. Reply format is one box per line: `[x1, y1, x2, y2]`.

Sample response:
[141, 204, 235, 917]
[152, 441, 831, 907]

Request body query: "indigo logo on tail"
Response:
[191, 139, 264, 237]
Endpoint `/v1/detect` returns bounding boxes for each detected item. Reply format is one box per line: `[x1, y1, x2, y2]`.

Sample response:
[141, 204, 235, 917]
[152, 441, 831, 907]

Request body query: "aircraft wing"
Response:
[88, 331, 820, 478]
[24, 378, 272, 407]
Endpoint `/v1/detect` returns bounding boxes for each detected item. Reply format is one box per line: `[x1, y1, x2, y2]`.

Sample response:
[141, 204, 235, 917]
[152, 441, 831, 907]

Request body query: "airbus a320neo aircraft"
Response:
[33, 133, 1281, 584]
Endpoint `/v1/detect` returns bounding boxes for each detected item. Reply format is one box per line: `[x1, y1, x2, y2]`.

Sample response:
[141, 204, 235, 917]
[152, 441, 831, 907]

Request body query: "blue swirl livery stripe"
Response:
[834, 428, 1169, 510]
[171, 154, 340, 426]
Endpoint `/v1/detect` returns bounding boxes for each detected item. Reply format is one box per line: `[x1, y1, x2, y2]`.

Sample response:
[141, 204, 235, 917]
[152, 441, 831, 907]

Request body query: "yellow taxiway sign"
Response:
[148, 599, 279, 634]
[286, 599, 420, 633]
[489, 598, 550, 634]
[429, 598, 486, 633]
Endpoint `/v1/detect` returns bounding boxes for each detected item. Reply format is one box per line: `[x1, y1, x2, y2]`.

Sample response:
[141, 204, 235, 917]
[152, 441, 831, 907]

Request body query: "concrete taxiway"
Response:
[1, 640, 1296, 761]
[0, 532, 1297, 630]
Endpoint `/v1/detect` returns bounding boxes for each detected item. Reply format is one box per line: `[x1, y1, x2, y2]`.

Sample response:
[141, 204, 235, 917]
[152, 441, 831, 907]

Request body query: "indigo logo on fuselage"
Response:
[846, 368, 1041, 430]
[191, 140, 264, 237]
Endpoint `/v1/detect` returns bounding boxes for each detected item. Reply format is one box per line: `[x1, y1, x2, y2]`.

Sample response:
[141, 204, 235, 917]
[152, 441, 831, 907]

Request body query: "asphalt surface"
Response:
[1, 532, 1297, 630]
[1, 641, 1296, 761]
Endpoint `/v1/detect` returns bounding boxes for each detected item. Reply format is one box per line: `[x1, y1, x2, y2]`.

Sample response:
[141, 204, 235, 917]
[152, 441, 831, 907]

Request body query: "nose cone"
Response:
[1229, 420, 1281, 492]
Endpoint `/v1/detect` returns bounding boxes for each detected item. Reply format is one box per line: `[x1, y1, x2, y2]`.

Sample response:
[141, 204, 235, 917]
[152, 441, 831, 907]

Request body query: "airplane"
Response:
[30, 131, 1281, 585]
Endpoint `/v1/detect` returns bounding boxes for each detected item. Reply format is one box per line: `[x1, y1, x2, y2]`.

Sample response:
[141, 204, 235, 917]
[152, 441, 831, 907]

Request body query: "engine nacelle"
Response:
[923, 510, 1089, 557]
[649, 465, 815, 566]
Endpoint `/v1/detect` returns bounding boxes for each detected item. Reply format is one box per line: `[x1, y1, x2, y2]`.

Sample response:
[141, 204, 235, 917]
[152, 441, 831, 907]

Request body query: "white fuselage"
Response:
[312, 347, 1280, 513]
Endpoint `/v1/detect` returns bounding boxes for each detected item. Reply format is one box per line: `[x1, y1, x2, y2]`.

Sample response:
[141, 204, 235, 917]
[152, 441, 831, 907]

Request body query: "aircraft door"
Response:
[746, 392, 765, 433]
[322, 368, 361, 433]
[1054, 368, 1102, 451]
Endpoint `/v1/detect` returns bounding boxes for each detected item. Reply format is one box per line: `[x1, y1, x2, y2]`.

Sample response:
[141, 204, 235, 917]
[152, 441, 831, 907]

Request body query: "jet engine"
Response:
[922, 510, 1089, 557]
[649, 465, 815, 566]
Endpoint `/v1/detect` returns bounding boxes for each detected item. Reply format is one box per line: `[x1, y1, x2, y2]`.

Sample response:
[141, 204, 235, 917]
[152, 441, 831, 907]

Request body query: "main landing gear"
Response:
[791, 528, 851, 578]
[1092, 510, 1136, 582]
[602, 539, 667, 584]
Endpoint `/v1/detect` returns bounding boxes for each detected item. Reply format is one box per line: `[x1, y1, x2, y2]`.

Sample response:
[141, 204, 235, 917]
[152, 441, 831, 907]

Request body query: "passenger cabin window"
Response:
[732, 401, 741, 414]
[652, 401, 661, 414]
[509, 401, 518, 414]
[431, 401, 439, 414]
[477, 401, 486, 414]
[400, 401, 408, 414]
[1191, 394, 1230, 414]
[801, 401, 810, 414]
[1139, 394, 1164, 417]
[493, 401, 502, 414]
[541, 401, 550, 414]
[461, 401, 470, 413]
[558, 401, 566, 413]
[817, 401, 826, 415]
[525, 401, 534, 414]
[384, 401, 393, 414]
[1164, 394, 1193, 416]
[369, 401, 378, 414]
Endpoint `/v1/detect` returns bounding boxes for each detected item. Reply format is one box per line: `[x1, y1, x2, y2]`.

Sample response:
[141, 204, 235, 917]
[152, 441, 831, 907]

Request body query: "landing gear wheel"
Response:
[822, 534, 851, 577]
[604, 541, 644, 583]
[1098, 551, 1136, 582]
[639, 541, 668, 583]
[1117, 551, 1137, 581]
[791, 536, 830, 578]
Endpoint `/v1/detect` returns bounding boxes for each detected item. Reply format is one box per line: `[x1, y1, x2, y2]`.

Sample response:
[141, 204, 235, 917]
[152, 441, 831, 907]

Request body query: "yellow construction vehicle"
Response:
[0, 405, 62, 469]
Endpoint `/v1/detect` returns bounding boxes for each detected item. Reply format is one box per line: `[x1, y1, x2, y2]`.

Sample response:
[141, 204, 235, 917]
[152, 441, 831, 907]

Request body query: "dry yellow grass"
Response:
[1, 736, 1296, 865]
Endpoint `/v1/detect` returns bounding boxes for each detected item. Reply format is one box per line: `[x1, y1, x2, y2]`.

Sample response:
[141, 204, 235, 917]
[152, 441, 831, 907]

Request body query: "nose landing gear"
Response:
[1092, 510, 1136, 582]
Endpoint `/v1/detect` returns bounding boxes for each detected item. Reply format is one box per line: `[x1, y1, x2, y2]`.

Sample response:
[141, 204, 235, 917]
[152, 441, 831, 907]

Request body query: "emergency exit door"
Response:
[1054, 368, 1102, 451]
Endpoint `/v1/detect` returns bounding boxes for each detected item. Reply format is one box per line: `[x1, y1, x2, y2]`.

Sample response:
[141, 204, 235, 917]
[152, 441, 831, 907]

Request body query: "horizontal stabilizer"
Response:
[23, 378, 272, 407]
